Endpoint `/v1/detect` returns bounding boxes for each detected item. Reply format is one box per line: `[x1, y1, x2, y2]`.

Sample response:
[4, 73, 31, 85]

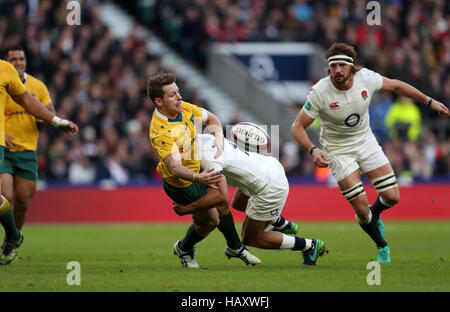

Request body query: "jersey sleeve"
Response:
[183, 101, 203, 120]
[361, 68, 383, 92]
[3, 62, 26, 96]
[303, 88, 321, 119]
[151, 133, 179, 161]
[36, 80, 52, 106]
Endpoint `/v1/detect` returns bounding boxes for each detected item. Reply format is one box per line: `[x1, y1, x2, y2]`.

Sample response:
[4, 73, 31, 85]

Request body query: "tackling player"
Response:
[148, 72, 260, 268]
[173, 134, 328, 266]
[1, 46, 55, 236]
[0, 55, 78, 265]
[291, 42, 449, 262]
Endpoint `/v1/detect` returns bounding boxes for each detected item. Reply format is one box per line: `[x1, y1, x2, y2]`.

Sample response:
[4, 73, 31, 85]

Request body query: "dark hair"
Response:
[146, 72, 176, 103]
[325, 42, 362, 74]
[3, 45, 25, 59]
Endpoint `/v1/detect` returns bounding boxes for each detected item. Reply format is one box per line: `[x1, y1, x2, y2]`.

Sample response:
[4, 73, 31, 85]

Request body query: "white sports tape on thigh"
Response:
[342, 182, 366, 201]
[371, 173, 397, 193]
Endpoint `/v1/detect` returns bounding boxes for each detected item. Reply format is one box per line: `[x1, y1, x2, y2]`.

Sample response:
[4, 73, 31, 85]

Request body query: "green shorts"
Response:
[1, 150, 38, 181]
[162, 179, 207, 205]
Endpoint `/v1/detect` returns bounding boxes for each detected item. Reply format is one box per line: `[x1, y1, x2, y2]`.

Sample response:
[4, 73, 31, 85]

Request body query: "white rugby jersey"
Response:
[198, 134, 288, 196]
[303, 68, 383, 151]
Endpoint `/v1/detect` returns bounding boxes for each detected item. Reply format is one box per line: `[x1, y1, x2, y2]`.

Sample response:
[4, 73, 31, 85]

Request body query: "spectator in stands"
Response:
[385, 96, 422, 142]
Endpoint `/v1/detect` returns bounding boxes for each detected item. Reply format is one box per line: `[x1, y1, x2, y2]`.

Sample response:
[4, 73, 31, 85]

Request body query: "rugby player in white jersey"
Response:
[291, 42, 449, 262]
[172, 134, 327, 266]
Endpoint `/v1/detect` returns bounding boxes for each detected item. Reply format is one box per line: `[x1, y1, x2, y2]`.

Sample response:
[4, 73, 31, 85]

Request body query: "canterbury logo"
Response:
[329, 102, 340, 109]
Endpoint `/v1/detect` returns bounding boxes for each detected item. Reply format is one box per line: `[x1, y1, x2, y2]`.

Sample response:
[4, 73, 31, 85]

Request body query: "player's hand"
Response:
[195, 168, 222, 189]
[212, 134, 224, 159]
[431, 100, 450, 117]
[4, 133, 15, 150]
[173, 202, 189, 216]
[312, 148, 329, 168]
[52, 117, 79, 136]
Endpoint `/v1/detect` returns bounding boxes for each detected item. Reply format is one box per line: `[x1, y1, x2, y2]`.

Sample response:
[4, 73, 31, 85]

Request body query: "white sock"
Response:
[279, 234, 295, 249]
[302, 239, 312, 251]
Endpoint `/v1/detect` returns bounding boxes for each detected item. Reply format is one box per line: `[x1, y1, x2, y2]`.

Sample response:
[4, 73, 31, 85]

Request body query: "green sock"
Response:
[217, 211, 242, 250]
[179, 223, 205, 251]
[0, 203, 20, 242]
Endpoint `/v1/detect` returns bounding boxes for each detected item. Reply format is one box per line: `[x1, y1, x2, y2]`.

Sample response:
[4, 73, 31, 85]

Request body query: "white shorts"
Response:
[245, 184, 289, 223]
[326, 132, 389, 182]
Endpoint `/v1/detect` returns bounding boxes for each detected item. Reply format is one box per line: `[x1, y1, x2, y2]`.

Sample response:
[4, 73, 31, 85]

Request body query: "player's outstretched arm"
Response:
[173, 174, 228, 215]
[381, 77, 449, 117]
[11, 91, 78, 135]
[291, 109, 328, 167]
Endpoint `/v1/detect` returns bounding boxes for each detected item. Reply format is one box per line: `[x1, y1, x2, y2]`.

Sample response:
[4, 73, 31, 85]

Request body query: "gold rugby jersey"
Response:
[149, 101, 203, 188]
[0, 60, 27, 147]
[5, 73, 51, 152]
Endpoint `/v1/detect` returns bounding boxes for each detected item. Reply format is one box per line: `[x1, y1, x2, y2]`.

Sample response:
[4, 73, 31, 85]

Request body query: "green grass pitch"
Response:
[1, 221, 449, 292]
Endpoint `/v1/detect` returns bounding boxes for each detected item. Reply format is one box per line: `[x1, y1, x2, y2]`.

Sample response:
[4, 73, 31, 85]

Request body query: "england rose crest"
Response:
[361, 90, 368, 100]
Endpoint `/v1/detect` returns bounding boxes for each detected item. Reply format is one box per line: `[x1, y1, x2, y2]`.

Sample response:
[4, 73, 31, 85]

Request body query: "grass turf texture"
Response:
[1, 221, 449, 292]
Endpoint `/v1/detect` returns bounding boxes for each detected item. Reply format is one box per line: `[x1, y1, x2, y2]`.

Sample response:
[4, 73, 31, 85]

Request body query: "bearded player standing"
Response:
[291, 42, 449, 262]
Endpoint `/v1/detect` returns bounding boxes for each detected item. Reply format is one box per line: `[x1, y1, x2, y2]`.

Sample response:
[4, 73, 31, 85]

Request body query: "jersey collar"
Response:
[155, 108, 183, 122]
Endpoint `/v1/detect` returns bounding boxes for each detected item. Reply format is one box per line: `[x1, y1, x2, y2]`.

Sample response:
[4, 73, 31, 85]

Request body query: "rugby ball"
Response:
[230, 122, 270, 153]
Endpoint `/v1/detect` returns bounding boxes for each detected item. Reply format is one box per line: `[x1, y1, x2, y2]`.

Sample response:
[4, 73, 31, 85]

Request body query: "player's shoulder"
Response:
[149, 110, 167, 136]
[0, 59, 16, 73]
[355, 67, 379, 79]
[25, 73, 44, 86]
[181, 100, 195, 111]
[311, 75, 332, 93]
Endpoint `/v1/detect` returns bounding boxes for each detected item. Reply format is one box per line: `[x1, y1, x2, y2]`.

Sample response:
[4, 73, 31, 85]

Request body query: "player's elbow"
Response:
[290, 120, 304, 138]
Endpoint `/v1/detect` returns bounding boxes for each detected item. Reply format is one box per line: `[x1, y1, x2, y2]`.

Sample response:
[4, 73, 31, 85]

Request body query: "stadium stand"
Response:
[0, 0, 449, 185]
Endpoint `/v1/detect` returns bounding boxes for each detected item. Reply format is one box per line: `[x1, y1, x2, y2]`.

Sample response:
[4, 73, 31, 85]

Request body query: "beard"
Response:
[332, 72, 350, 84]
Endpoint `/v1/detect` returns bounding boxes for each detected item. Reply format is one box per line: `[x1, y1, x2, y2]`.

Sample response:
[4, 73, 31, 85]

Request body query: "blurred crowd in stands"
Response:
[0, 0, 449, 185]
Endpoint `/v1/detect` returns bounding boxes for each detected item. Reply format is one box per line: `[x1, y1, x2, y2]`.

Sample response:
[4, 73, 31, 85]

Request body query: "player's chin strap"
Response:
[370, 173, 398, 194]
[51, 116, 70, 127]
[328, 54, 354, 66]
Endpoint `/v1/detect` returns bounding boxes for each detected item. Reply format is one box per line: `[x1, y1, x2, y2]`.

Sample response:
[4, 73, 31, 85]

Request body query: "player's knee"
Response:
[194, 216, 219, 233]
[372, 173, 399, 203]
[383, 191, 400, 206]
[355, 209, 371, 224]
[14, 198, 31, 212]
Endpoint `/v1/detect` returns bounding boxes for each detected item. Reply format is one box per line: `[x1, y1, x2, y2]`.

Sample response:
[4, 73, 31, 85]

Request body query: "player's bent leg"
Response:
[13, 176, 36, 230]
[222, 215, 261, 266]
[241, 216, 276, 248]
[240, 216, 327, 266]
[365, 164, 400, 242]
[365, 164, 400, 210]
[0, 194, 23, 265]
[173, 209, 219, 268]
[339, 172, 388, 261]
[338, 171, 371, 222]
